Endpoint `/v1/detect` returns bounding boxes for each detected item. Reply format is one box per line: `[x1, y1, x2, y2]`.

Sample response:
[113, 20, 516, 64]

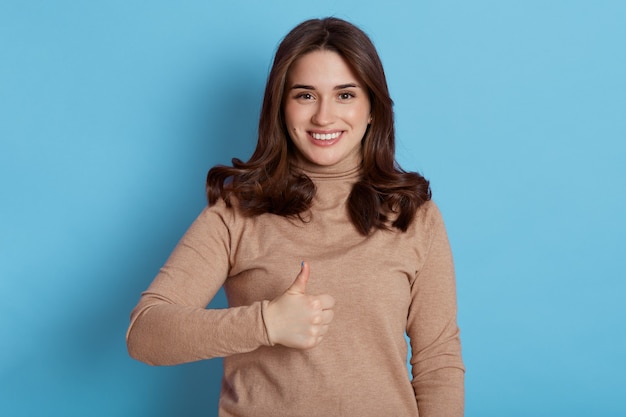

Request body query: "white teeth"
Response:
[311, 132, 341, 140]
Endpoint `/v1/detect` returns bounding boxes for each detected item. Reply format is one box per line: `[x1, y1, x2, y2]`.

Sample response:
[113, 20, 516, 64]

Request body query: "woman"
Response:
[127, 17, 465, 417]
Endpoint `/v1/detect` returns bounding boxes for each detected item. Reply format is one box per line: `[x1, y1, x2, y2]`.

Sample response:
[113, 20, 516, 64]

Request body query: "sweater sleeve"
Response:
[126, 205, 273, 366]
[407, 202, 465, 417]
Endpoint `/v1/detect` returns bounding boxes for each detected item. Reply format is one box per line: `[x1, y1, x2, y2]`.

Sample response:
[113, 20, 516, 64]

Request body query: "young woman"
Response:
[127, 17, 465, 417]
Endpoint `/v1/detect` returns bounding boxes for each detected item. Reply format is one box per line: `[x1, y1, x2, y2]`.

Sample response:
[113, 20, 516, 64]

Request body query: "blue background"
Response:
[1, 1, 624, 416]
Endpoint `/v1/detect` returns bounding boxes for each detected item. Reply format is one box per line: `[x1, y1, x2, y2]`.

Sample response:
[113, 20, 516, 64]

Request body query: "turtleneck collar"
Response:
[290, 149, 363, 182]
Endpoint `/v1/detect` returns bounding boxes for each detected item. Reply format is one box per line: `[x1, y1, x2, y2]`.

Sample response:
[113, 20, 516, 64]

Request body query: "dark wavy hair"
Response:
[207, 17, 431, 235]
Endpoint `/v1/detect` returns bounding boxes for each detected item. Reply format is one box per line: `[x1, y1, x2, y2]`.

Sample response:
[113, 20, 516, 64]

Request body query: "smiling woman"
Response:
[127, 17, 464, 417]
[284, 50, 372, 168]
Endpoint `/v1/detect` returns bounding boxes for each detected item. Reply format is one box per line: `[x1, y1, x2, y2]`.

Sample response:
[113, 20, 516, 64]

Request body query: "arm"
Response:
[126, 206, 272, 365]
[126, 205, 335, 365]
[407, 203, 465, 417]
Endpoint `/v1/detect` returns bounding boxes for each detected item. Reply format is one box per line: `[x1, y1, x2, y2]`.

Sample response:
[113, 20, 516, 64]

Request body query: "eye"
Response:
[338, 92, 355, 100]
[295, 92, 314, 100]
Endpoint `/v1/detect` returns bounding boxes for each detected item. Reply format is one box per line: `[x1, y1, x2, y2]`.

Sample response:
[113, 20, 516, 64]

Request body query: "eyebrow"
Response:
[290, 83, 361, 90]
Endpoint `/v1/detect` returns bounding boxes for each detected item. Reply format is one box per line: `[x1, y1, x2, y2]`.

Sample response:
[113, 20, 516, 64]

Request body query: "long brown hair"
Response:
[207, 17, 431, 235]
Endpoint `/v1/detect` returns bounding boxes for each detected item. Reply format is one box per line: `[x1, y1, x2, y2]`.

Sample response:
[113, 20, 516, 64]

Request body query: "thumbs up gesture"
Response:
[265, 262, 335, 349]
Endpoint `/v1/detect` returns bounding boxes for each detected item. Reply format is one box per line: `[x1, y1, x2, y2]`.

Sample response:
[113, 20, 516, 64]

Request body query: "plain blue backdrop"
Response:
[1, 1, 624, 416]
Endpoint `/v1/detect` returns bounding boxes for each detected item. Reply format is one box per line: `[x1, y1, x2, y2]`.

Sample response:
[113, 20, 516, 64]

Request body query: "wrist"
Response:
[261, 300, 277, 346]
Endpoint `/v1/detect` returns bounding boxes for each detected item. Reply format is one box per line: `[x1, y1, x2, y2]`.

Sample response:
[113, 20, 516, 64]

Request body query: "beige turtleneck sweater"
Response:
[126, 155, 465, 417]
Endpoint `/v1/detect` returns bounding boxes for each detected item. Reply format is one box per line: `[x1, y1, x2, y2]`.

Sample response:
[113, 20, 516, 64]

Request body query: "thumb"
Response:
[288, 261, 310, 294]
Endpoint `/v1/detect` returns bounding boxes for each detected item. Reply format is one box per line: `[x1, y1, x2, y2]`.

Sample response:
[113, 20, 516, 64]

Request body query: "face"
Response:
[283, 50, 371, 168]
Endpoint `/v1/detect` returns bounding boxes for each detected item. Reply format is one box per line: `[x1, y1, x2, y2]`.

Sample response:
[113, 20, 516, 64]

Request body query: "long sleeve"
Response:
[126, 204, 272, 366]
[407, 203, 465, 416]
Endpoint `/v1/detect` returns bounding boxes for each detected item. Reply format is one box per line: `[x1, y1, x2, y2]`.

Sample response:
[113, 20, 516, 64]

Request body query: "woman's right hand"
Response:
[264, 262, 335, 349]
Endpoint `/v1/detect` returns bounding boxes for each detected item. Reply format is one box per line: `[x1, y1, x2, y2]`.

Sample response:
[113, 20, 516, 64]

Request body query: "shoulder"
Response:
[180, 198, 251, 245]
[190, 197, 241, 230]
[402, 200, 450, 253]
[412, 200, 446, 232]
[203, 196, 246, 223]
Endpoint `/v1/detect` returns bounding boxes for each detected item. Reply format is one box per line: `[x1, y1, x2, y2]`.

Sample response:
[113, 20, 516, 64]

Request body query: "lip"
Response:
[308, 130, 344, 146]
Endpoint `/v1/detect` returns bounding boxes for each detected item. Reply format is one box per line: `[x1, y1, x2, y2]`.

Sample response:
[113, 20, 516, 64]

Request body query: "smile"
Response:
[310, 131, 342, 141]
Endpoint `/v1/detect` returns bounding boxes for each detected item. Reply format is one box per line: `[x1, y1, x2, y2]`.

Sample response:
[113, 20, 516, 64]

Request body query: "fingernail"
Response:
[301, 261, 304, 268]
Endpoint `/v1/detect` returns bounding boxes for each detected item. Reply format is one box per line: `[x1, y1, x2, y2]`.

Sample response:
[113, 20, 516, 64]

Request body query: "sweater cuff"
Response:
[259, 299, 275, 347]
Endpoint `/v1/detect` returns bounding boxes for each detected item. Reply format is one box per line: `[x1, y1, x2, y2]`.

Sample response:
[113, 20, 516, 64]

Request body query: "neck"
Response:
[291, 149, 363, 179]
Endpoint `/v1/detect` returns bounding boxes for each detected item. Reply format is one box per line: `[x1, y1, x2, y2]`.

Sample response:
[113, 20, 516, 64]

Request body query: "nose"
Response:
[311, 99, 334, 126]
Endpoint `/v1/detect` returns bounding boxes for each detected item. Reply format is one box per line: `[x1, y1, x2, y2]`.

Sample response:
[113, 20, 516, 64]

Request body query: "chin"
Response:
[308, 156, 342, 166]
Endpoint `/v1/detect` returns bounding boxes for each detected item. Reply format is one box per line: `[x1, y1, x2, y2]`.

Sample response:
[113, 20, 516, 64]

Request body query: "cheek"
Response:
[349, 109, 372, 129]
[282, 110, 300, 138]
[283, 103, 294, 123]
[347, 102, 371, 122]
[286, 114, 311, 135]
[284, 109, 300, 132]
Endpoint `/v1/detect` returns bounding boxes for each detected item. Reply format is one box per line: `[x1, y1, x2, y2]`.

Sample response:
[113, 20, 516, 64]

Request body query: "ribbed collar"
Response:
[290, 152, 363, 182]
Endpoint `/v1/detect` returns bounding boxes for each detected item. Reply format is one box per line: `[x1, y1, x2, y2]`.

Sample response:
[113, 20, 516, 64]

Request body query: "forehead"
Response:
[286, 50, 362, 87]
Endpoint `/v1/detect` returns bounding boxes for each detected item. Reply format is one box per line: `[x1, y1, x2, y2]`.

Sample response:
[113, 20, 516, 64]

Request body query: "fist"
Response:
[265, 262, 335, 349]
